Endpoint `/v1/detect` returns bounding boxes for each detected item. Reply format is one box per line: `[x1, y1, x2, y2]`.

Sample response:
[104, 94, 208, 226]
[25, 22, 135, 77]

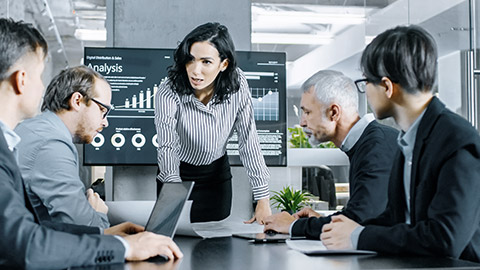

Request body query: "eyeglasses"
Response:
[91, 98, 113, 119]
[354, 79, 368, 93]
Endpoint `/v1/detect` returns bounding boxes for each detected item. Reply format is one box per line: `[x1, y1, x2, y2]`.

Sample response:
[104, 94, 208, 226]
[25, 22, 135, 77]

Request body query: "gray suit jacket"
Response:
[0, 131, 125, 268]
[15, 110, 109, 228]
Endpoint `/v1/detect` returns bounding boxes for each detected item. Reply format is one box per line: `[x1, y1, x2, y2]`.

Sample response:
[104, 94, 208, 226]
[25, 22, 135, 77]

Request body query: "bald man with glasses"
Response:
[15, 66, 114, 229]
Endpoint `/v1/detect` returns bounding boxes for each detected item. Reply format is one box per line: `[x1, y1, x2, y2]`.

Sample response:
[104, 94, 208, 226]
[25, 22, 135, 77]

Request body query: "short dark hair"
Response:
[42, 66, 106, 112]
[360, 25, 437, 94]
[0, 18, 48, 82]
[168, 22, 239, 104]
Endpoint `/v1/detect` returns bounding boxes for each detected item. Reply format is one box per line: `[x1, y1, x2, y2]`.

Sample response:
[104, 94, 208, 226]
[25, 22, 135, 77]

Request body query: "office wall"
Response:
[0, 0, 24, 20]
[0, 0, 55, 102]
[438, 51, 462, 115]
[108, 0, 251, 50]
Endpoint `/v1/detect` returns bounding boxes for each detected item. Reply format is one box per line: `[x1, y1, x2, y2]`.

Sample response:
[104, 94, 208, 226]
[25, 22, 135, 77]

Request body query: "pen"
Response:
[249, 239, 285, 244]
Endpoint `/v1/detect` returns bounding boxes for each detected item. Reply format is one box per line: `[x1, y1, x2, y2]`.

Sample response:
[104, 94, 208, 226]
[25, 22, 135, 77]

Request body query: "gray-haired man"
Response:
[264, 70, 398, 239]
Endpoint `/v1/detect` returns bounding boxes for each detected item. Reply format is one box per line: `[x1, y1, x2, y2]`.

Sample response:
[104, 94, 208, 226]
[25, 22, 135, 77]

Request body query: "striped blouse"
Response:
[154, 69, 270, 200]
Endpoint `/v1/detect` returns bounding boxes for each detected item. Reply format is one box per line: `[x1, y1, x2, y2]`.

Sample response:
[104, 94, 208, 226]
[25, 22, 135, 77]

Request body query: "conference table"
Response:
[75, 236, 480, 270]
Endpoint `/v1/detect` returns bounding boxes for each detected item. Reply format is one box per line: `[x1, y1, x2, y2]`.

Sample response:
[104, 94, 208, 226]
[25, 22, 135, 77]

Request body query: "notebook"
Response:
[144, 181, 194, 237]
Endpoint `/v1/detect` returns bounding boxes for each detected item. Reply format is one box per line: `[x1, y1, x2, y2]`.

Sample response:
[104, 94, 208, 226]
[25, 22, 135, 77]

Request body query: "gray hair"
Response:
[41, 66, 106, 112]
[301, 70, 358, 113]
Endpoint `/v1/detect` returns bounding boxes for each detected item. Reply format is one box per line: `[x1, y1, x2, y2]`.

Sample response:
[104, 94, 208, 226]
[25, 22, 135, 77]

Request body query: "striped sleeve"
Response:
[154, 81, 182, 183]
[234, 71, 270, 200]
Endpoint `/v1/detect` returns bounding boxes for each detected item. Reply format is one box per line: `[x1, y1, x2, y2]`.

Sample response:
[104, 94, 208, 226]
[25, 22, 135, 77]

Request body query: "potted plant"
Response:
[270, 186, 313, 214]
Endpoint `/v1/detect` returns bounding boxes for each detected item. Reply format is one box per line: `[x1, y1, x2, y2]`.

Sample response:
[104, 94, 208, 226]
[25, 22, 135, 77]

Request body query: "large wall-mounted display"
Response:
[83, 47, 286, 166]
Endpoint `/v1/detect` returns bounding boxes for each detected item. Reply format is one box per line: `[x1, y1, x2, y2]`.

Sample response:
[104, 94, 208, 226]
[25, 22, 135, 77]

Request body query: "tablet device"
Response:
[233, 232, 304, 243]
[145, 181, 194, 238]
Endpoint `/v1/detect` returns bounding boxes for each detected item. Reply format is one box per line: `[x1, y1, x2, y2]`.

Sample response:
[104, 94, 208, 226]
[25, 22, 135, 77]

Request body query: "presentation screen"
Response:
[83, 47, 286, 166]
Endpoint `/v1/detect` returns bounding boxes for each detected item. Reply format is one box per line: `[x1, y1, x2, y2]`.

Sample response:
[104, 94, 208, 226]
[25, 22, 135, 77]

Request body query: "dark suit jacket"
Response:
[359, 97, 480, 262]
[292, 120, 398, 239]
[0, 131, 125, 269]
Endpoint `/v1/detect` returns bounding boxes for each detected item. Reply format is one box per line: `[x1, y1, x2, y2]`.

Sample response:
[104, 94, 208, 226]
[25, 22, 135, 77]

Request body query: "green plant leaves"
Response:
[270, 186, 313, 212]
[288, 126, 312, 148]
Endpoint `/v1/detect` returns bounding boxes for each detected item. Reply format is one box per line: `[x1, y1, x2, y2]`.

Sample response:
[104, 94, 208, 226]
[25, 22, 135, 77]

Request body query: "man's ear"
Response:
[381, 77, 395, 98]
[11, 70, 26, 95]
[69, 92, 84, 112]
[328, 103, 341, 122]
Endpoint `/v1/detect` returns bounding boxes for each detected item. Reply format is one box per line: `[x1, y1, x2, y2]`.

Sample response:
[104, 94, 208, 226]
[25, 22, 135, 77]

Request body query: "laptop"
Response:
[144, 181, 194, 238]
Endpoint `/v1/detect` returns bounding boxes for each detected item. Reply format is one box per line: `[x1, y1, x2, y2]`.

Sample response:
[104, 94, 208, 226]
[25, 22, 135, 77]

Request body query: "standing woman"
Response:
[154, 22, 271, 223]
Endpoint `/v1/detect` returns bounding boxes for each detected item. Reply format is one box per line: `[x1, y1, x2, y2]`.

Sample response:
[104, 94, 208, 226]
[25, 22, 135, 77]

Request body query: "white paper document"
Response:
[175, 201, 264, 238]
[107, 200, 264, 238]
[286, 240, 377, 255]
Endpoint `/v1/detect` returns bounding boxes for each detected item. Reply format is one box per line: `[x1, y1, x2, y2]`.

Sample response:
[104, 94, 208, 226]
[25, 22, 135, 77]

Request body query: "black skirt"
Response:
[157, 154, 232, 223]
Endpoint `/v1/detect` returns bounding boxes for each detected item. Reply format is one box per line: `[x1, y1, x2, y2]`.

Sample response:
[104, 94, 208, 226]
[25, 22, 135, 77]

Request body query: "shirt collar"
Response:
[180, 94, 195, 104]
[42, 110, 72, 140]
[0, 120, 21, 152]
[180, 93, 215, 112]
[340, 113, 375, 152]
[397, 108, 427, 152]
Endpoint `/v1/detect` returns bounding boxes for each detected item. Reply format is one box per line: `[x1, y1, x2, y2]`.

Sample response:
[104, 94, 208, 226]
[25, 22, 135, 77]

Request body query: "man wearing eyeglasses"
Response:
[15, 66, 113, 229]
[320, 25, 480, 262]
[0, 18, 181, 268]
[264, 70, 398, 239]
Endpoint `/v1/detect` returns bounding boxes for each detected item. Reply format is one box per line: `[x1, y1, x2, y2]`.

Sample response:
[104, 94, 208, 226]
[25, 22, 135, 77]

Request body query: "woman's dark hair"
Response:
[168, 22, 239, 104]
[42, 66, 105, 112]
[360, 25, 437, 94]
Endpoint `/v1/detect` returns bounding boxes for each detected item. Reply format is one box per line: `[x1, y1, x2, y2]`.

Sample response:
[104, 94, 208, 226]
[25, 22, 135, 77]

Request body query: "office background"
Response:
[1, 0, 479, 219]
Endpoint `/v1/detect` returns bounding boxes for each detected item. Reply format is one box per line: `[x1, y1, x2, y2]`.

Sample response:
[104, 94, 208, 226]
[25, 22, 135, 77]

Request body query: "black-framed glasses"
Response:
[91, 98, 113, 119]
[354, 79, 368, 93]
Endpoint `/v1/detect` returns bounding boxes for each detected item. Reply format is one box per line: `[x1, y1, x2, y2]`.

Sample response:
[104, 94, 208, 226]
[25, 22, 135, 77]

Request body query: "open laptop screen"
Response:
[145, 182, 194, 237]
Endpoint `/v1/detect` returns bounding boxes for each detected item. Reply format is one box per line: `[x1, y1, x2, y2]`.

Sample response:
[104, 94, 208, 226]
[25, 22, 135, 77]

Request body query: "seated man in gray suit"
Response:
[16, 66, 113, 229]
[0, 18, 182, 268]
[264, 70, 398, 238]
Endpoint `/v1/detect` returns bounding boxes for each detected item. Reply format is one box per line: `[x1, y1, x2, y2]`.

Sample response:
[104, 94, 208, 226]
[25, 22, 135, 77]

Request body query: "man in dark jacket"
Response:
[264, 70, 398, 238]
[0, 18, 182, 269]
[321, 25, 480, 263]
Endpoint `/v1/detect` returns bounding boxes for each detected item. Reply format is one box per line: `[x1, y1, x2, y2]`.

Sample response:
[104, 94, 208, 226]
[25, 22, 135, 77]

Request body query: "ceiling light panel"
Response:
[254, 11, 366, 25]
[252, 33, 333, 45]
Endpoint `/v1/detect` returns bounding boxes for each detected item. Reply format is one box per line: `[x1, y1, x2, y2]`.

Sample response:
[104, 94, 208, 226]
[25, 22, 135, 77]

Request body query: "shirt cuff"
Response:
[252, 184, 269, 201]
[350, 225, 364, 250]
[289, 219, 298, 236]
[157, 174, 182, 183]
[113, 235, 130, 259]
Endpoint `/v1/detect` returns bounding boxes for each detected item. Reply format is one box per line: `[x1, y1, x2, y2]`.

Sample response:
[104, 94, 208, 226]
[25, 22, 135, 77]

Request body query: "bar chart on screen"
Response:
[84, 48, 287, 165]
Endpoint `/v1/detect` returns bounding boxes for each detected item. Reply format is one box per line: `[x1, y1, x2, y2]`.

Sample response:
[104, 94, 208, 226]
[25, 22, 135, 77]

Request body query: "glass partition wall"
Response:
[365, 0, 480, 128]
[286, 0, 480, 140]
[466, 0, 480, 129]
[285, 0, 480, 210]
